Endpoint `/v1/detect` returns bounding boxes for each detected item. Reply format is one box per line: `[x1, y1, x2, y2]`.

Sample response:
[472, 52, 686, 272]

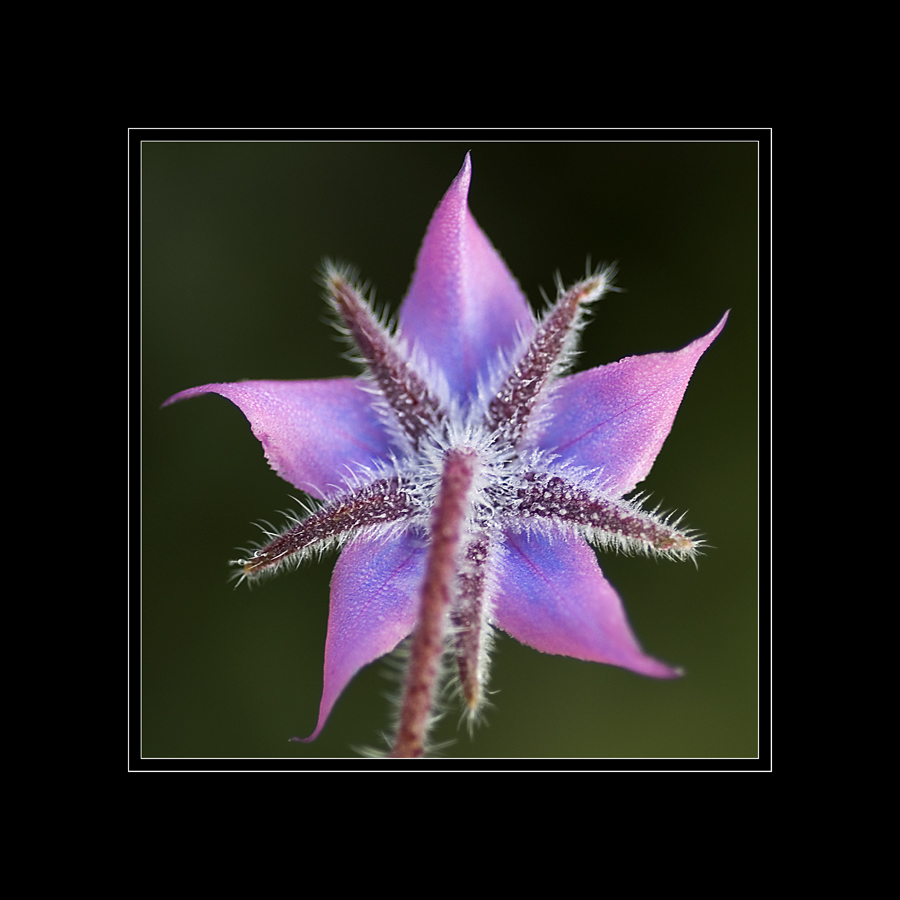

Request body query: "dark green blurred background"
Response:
[142, 140, 759, 762]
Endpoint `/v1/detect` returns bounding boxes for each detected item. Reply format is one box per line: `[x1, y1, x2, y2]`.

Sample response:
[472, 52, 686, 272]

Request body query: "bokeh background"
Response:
[141, 140, 759, 763]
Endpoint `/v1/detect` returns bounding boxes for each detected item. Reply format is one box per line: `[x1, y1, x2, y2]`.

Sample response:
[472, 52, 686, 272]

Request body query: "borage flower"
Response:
[165, 154, 727, 757]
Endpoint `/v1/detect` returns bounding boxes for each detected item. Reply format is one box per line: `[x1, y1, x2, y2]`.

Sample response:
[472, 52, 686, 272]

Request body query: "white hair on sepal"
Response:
[542, 264, 617, 377]
[445, 636, 497, 739]
[230, 510, 417, 588]
[320, 256, 450, 411]
[393, 330, 454, 411]
[579, 494, 705, 563]
[478, 266, 617, 449]
[229, 462, 424, 588]
[324, 453, 405, 497]
[498, 459, 702, 564]
[320, 260, 459, 457]
[477, 308, 539, 396]
[320, 261, 367, 355]
[320, 258, 397, 335]
[318, 263, 414, 452]
[448, 541, 503, 736]
[473, 263, 613, 437]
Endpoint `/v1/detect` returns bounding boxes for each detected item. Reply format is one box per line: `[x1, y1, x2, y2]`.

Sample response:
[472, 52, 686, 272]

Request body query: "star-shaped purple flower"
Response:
[165, 154, 727, 757]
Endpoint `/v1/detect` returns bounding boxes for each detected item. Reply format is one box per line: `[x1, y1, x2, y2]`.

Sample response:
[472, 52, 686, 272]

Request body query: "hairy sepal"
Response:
[232, 475, 422, 585]
[508, 468, 700, 562]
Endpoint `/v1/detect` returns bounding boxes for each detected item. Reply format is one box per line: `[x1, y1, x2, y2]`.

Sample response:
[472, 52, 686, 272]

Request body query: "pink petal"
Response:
[533, 312, 728, 498]
[398, 153, 534, 398]
[491, 531, 680, 678]
[300, 532, 426, 742]
[163, 378, 394, 499]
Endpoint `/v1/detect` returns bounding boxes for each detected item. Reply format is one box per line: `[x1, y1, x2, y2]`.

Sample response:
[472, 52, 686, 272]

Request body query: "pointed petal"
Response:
[491, 531, 680, 678]
[533, 312, 728, 497]
[398, 153, 534, 399]
[301, 532, 426, 742]
[163, 378, 394, 499]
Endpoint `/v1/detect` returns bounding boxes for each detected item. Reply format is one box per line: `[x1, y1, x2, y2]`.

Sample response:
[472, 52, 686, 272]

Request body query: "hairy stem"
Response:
[390, 449, 477, 758]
